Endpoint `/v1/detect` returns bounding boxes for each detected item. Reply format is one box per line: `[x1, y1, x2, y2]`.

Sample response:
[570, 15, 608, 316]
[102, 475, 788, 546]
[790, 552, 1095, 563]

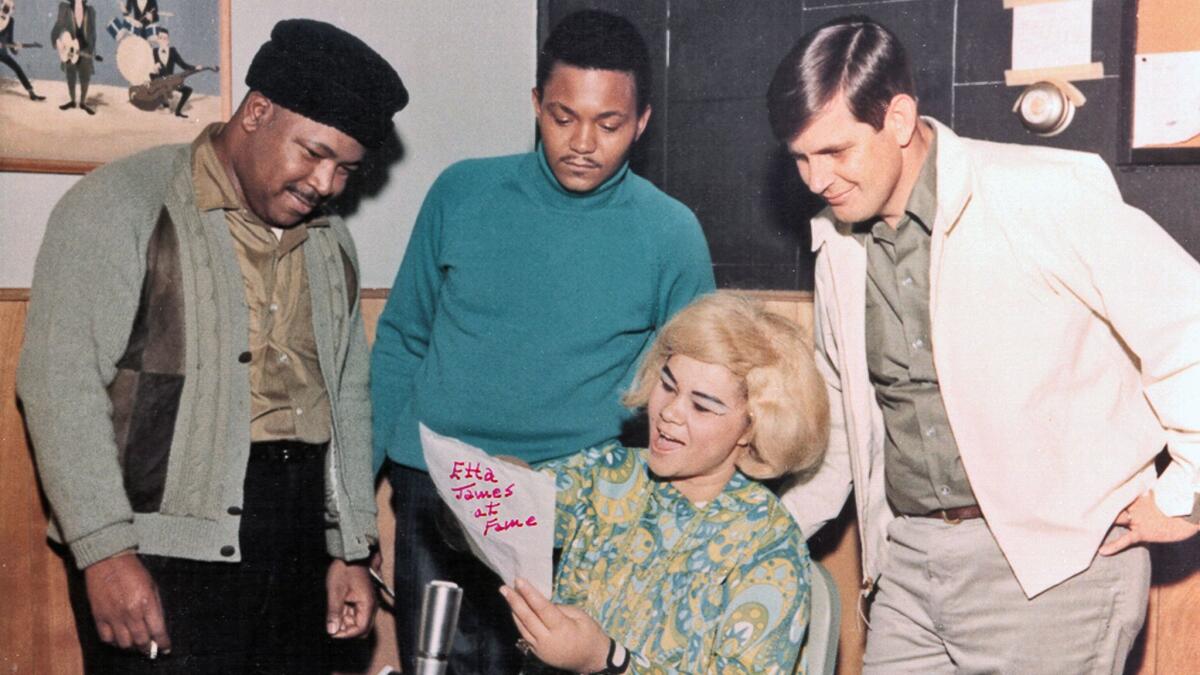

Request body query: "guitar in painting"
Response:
[128, 65, 216, 112]
[56, 30, 101, 64]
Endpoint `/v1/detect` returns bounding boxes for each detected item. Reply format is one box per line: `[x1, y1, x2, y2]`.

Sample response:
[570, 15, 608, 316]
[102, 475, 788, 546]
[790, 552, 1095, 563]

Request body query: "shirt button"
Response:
[925, 427, 937, 438]
[278, 353, 289, 364]
[912, 337, 925, 350]
[269, 303, 279, 313]
[238, 351, 251, 364]
[227, 505, 243, 516]
[296, 407, 304, 416]
[939, 485, 951, 496]
[935, 622, 946, 632]
[220, 545, 236, 557]
[902, 276, 914, 287]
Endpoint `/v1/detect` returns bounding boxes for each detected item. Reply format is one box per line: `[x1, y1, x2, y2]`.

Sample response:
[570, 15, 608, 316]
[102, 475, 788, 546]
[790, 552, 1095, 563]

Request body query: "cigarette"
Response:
[368, 567, 396, 599]
[149, 640, 158, 660]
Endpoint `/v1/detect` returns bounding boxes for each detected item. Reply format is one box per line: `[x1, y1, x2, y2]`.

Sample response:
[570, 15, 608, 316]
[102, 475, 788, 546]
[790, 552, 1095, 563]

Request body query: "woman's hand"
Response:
[500, 577, 610, 673]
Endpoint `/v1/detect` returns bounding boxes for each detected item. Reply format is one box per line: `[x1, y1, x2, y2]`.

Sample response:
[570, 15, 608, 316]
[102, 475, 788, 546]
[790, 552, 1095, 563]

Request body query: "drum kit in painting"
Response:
[109, 5, 215, 112]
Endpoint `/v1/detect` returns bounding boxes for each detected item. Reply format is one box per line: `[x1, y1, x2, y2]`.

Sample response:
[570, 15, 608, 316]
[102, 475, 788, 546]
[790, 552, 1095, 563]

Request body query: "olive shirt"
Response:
[854, 129, 977, 515]
[191, 124, 332, 444]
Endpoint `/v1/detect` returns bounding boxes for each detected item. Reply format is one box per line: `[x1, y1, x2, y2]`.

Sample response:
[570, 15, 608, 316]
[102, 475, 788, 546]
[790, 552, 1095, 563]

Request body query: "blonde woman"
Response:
[501, 293, 829, 674]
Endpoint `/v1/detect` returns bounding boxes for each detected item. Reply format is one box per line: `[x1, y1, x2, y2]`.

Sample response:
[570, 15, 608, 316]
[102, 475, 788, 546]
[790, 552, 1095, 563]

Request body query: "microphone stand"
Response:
[414, 580, 463, 675]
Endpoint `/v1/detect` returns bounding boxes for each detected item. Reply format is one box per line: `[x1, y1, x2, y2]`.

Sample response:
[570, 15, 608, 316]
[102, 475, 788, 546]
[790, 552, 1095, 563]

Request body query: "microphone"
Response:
[414, 580, 463, 675]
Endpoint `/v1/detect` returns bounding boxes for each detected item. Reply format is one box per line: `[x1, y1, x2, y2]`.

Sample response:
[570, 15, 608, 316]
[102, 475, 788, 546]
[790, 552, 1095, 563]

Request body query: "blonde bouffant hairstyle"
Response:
[623, 292, 829, 480]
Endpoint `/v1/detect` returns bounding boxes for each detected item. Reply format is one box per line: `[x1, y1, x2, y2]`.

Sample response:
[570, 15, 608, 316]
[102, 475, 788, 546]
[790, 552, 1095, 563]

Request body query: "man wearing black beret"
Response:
[19, 18, 406, 673]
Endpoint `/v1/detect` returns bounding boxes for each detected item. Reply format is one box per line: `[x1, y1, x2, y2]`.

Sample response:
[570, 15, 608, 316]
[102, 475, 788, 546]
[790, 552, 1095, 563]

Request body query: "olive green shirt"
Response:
[191, 124, 332, 444]
[855, 129, 977, 515]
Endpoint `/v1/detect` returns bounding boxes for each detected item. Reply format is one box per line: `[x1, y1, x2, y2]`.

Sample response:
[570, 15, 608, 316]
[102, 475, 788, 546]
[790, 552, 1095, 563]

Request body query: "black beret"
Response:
[246, 19, 408, 149]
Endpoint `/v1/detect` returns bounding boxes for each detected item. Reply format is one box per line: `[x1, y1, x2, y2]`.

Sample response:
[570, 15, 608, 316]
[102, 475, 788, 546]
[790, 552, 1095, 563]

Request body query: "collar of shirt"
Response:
[858, 126, 939, 243]
[645, 461, 759, 518]
[190, 123, 330, 249]
[530, 141, 630, 211]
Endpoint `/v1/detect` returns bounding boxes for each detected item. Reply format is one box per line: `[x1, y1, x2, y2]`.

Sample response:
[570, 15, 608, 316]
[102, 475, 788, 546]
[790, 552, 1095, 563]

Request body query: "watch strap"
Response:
[592, 638, 630, 674]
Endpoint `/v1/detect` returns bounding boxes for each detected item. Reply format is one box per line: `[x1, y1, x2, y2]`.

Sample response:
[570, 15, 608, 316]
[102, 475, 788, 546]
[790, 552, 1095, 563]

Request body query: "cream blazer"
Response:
[780, 119, 1200, 598]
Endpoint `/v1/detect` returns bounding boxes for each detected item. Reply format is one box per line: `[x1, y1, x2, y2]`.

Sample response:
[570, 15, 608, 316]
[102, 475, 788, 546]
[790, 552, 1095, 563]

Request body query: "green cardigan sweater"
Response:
[18, 143, 377, 568]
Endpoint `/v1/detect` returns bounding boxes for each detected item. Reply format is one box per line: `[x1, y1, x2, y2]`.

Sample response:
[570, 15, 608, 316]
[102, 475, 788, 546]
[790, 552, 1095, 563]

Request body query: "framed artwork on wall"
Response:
[0, 0, 231, 174]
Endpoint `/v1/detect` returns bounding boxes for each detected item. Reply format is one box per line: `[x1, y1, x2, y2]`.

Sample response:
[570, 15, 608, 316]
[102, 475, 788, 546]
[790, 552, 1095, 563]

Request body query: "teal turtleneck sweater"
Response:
[371, 147, 714, 471]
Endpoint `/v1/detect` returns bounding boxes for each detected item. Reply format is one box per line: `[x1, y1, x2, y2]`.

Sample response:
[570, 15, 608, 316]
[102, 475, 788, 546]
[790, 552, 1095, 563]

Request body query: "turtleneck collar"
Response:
[527, 141, 631, 210]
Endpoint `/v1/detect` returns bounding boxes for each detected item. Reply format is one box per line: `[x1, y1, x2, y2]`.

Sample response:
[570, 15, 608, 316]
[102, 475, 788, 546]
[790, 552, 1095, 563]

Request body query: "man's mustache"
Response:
[559, 156, 601, 168]
[287, 186, 321, 208]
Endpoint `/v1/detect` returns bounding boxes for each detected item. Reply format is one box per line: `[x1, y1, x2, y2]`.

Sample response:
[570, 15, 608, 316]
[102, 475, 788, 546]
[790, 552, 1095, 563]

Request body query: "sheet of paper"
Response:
[1012, 0, 1093, 71]
[421, 424, 556, 597]
[1133, 51, 1200, 147]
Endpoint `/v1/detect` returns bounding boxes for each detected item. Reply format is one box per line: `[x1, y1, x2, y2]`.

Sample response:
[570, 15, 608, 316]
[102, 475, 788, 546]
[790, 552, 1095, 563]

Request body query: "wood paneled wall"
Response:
[2, 290, 1196, 673]
[0, 297, 86, 674]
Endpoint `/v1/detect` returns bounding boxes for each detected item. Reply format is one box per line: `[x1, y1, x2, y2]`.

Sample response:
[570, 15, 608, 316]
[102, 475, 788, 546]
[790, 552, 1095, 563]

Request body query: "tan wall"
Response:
[2, 290, 1197, 673]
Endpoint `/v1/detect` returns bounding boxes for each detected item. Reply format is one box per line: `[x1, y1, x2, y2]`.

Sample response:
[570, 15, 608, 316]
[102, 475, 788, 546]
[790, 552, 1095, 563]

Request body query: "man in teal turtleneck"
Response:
[370, 10, 714, 674]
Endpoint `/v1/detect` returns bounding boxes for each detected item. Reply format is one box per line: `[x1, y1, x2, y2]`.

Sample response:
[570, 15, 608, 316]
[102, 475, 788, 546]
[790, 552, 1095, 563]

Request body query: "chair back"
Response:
[799, 560, 841, 675]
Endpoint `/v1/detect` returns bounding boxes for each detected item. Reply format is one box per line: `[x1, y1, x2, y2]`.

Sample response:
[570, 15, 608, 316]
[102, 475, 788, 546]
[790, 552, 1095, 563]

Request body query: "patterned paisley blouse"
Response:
[537, 444, 811, 674]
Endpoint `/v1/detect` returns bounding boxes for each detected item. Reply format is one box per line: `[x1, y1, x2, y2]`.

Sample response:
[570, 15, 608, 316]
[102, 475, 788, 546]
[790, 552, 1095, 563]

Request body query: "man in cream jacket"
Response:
[769, 16, 1200, 673]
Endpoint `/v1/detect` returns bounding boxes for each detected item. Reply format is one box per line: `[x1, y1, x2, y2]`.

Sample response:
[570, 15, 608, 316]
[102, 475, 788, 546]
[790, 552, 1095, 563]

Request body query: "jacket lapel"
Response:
[925, 118, 974, 322]
[812, 211, 872, 517]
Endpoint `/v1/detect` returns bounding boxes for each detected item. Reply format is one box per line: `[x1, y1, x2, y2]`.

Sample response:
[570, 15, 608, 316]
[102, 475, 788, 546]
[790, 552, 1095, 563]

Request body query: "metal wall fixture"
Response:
[1012, 80, 1087, 137]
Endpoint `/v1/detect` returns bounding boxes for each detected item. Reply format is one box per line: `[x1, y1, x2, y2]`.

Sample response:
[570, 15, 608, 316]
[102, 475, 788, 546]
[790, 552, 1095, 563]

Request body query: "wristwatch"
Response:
[591, 638, 630, 674]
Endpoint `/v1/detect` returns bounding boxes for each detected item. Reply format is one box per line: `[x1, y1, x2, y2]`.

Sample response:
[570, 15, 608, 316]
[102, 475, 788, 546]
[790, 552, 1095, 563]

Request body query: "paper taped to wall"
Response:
[1011, 0, 1093, 71]
[421, 423, 556, 597]
[1133, 51, 1200, 147]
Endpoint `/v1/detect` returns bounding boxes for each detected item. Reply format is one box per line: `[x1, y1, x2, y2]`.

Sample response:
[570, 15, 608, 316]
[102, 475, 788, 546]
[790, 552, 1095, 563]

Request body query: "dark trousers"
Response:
[0, 51, 34, 91]
[69, 442, 332, 674]
[65, 64, 89, 103]
[173, 84, 192, 115]
[390, 463, 523, 675]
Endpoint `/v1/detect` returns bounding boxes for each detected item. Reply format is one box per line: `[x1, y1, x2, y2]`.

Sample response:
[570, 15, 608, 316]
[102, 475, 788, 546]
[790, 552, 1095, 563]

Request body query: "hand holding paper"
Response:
[420, 424, 556, 597]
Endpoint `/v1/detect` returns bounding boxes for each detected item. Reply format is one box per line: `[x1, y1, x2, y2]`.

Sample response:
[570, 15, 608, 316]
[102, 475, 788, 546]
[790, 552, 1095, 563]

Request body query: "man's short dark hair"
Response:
[536, 10, 652, 113]
[767, 16, 914, 141]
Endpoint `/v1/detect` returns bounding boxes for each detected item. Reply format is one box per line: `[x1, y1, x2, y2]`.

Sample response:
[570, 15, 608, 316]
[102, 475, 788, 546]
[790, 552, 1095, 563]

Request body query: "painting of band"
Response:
[0, 0, 228, 172]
